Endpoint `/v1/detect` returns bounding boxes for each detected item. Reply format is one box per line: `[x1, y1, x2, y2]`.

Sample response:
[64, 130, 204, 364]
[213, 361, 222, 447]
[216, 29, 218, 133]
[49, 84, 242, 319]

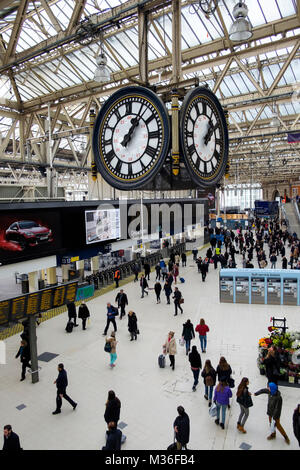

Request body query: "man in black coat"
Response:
[15, 340, 31, 381]
[78, 302, 90, 330]
[173, 406, 190, 450]
[144, 262, 151, 280]
[67, 301, 78, 327]
[140, 274, 149, 298]
[102, 422, 122, 451]
[52, 363, 77, 415]
[115, 289, 128, 319]
[173, 287, 183, 316]
[3, 425, 22, 450]
[154, 281, 162, 303]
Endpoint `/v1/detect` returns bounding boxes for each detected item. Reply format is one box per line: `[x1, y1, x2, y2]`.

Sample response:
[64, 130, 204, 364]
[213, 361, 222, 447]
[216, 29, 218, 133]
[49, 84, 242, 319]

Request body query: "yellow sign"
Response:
[71, 256, 79, 262]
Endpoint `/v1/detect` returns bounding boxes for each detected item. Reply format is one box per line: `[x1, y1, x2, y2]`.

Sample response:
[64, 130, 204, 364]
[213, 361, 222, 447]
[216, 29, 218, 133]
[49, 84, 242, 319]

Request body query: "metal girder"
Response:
[1, 0, 29, 65]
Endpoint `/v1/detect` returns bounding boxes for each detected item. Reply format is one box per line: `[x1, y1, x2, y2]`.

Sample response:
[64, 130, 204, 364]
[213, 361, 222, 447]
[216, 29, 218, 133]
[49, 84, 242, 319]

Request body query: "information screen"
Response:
[26, 292, 41, 316]
[85, 209, 120, 244]
[0, 299, 10, 325]
[39, 288, 53, 312]
[11, 296, 27, 321]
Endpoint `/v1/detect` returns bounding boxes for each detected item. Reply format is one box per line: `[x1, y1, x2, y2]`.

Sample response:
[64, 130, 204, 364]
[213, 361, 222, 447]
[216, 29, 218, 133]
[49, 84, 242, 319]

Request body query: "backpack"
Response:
[104, 341, 112, 353]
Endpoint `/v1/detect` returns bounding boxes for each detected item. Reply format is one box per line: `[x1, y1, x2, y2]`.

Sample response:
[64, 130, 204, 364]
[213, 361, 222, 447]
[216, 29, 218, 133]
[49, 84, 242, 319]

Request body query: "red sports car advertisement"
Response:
[0, 211, 62, 265]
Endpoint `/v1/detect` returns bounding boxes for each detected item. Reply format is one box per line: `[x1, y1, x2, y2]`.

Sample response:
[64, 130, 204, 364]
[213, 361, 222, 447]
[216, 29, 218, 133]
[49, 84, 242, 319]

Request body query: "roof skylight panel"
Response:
[275, 0, 296, 17]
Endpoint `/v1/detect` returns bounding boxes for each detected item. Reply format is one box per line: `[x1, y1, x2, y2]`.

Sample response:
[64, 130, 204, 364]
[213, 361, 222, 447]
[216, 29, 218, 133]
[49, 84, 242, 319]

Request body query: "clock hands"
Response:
[204, 119, 215, 146]
[120, 107, 147, 148]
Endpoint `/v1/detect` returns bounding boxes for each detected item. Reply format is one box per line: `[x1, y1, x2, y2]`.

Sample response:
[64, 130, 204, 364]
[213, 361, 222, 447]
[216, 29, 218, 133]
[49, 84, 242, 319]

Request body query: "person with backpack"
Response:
[114, 268, 121, 288]
[154, 281, 162, 303]
[195, 319, 210, 353]
[201, 359, 216, 407]
[213, 380, 232, 430]
[254, 382, 290, 444]
[173, 406, 190, 450]
[128, 311, 138, 341]
[140, 274, 149, 298]
[103, 303, 118, 336]
[236, 377, 253, 434]
[188, 346, 202, 391]
[78, 302, 90, 330]
[115, 289, 128, 319]
[104, 390, 121, 426]
[15, 339, 31, 382]
[182, 319, 195, 355]
[105, 331, 117, 368]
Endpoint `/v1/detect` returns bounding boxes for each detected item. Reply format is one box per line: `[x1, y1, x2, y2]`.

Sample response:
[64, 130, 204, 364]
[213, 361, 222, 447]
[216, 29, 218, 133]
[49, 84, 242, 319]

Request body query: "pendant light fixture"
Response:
[229, 2, 253, 42]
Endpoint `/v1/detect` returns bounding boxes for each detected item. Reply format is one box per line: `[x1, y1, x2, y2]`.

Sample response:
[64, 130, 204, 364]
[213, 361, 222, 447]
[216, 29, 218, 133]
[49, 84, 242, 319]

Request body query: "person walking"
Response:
[154, 281, 162, 303]
[115, 289, 128, 319]
[140, 274, 149, 298]
[173, 287, 183, 316]
[163, 331, 177, 370]
[195, 319, 209, 353]
[67, 301, 78, 327]
[236, 377, 253, 433]
[78, 302, 90, 330]
[201, 359, 216, 407]
[262, 345, 281, 385]
[173, 406, 190, 450]
[188, 346, 202, 391]
[173, 264, 179, 285]
[163, 280, 172, 305]
[114, 268, 121, 288]
[213, 380, 232, 430]
[104, 390, 121, 426]
[102, 422, 122, 450]
[270, 253, 277, 269]
[106, 331, 118, 368]
[103, 303, 118, 335]
[128, 311, 138, 341]
[181, 252, 187, 267]
[132, 262, 139, 282]
[2, 425, 22, 451]
[15, 339, 31, 382]
[199, 261, 207, 282]
[216, 356, 232, 384]
[155, 263, 161, 281]
[181, 319, 195, 355]
[161, 263, 168, 281]
[254, 382, 290, 444]
[144, 262, 151, 280]
[52, 363, 77, 415]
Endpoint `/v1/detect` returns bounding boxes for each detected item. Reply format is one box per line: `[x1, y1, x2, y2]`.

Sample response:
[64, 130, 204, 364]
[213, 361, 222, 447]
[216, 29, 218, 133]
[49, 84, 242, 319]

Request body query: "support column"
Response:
[28, 271, 39, 293]
[61, 265, 70, 283]
[76, 260, 85, 281]
[91, 256, 99, 274]
[138, 7, 149, 85]
[172, 0, 182, 84]
[46, 267, 57, 286]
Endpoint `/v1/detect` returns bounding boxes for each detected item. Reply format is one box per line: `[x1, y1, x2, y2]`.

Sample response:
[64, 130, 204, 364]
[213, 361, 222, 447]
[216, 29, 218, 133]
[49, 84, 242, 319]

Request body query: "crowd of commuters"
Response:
[6, 215, 300, 451]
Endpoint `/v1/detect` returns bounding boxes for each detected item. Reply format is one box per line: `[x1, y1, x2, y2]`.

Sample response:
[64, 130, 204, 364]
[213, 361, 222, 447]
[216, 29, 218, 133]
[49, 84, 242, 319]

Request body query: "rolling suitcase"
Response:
[158, 354, 165, 368]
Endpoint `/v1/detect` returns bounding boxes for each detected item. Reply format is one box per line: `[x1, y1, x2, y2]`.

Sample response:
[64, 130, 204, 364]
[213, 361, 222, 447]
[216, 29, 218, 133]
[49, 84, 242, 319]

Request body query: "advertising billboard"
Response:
[85, 209, 120, 244]
[0, 211, 62, 266]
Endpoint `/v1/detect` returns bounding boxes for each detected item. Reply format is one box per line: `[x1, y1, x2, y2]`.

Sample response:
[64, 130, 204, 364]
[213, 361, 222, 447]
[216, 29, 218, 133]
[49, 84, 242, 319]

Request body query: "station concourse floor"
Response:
[1, 245, 300, 451]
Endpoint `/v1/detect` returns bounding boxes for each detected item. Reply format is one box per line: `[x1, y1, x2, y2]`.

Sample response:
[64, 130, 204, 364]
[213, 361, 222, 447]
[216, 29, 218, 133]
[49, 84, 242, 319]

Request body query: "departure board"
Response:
[39, 289, 53, 312]
[52, 285, 66, 307]
[0, 299, 10, 325]
[11, 296, 27, 321]
[2, 282, 78, 324]
[26, 292, 41, 316]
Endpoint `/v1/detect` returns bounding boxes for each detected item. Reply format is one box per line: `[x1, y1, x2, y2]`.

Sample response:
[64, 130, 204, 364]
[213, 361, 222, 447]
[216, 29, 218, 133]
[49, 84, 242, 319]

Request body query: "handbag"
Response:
[205, 375, 214, 387]
[270, 418, 276, 434]
[179, 298, 184, 304]
[228, 377, 235, 388]
[179, 338, 185, 347]
[209, 403, 217, 418]
[104, 341, 112, 353]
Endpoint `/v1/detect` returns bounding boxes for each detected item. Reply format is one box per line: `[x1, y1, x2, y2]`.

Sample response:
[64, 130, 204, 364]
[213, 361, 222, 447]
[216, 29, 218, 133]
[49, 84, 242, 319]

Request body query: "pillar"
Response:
[61, 265, 70, 283]
[76, 260, 85, 281]
[138, 7, 149, 84]
[28, 271, 39, 293]
[46, 267, 57, 286]
[172, 0, 182, 84]
[91, 256, 99, 274]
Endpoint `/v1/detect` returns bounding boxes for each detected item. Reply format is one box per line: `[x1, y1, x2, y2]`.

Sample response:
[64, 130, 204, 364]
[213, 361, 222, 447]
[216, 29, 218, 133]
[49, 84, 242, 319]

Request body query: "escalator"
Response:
[283, 202, 300, 237]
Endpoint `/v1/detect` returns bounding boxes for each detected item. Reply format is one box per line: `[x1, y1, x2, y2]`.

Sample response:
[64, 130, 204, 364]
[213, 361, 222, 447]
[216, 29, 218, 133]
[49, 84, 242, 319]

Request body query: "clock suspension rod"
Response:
[171, 89, 180, 177]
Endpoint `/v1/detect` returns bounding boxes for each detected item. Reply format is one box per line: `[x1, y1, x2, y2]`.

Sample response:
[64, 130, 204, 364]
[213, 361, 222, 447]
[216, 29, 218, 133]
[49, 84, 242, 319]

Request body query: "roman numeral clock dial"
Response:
[179, 87, 229, 188]
[92, 86, 170, 190]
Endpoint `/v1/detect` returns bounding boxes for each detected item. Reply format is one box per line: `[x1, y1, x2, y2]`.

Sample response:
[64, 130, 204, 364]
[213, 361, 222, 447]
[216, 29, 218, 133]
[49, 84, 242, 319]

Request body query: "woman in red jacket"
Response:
[195, 318, 209, 353]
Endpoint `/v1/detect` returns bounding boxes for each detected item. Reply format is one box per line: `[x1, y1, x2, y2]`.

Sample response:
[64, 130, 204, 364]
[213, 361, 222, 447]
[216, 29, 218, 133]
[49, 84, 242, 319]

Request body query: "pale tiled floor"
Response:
[1, 243, 300, 450]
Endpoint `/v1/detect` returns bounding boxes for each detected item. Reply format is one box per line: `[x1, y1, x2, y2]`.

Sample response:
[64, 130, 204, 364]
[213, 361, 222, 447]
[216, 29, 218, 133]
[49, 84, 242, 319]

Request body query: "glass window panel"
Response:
[275, 0, 296, 17]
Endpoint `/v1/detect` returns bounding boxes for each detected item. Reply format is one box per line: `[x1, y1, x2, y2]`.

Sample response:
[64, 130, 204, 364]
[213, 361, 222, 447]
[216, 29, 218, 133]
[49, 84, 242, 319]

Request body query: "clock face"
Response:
[180, 87, 229, 188]
[93, 86, 170, 190]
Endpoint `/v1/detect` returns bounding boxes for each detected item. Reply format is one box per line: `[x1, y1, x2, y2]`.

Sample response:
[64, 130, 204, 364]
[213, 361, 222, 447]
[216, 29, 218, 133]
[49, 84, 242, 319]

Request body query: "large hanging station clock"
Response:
[92, 86, 170, 190]
[179, 86, 229, 188]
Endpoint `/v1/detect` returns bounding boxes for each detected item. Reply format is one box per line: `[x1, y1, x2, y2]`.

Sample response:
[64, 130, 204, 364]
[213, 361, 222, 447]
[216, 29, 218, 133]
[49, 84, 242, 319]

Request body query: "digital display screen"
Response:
[0, 211, 62, 265]
[85, 209, 120, 244]
[0, 299, 10, 325]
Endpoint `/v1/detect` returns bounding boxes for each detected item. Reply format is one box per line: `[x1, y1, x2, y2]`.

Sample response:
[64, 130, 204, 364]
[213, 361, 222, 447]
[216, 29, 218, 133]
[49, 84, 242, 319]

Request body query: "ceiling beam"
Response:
[2, 0, 29, 66]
